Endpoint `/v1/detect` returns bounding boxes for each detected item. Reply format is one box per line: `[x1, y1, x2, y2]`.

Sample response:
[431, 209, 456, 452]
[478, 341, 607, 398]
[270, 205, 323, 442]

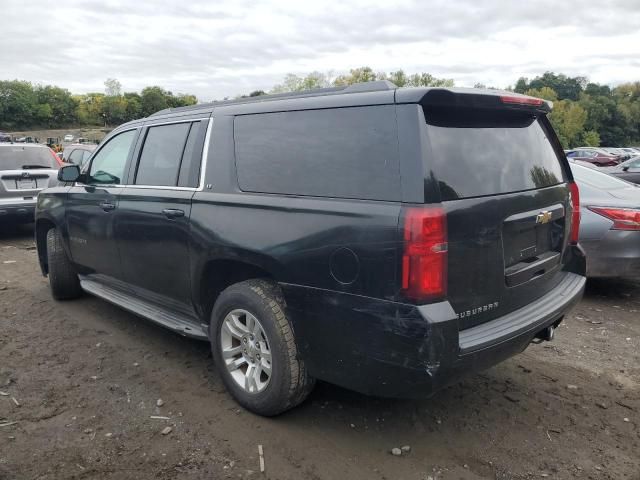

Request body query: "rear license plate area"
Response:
[502, 204, 565, 285]
[18, 179, 36, 189]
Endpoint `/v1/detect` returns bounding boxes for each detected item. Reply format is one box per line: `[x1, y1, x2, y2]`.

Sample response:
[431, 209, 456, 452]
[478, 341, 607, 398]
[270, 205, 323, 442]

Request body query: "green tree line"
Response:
[2, 69, 639, 148]
[247, 68, 640, 148]
[0, 78, 197, 130]
[513, 72, 640, 148]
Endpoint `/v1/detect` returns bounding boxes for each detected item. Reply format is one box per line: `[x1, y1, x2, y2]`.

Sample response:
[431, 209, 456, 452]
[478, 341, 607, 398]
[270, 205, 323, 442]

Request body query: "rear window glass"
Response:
[234, 106, 400, 200]
[424, 107, 566, 200]
[0, 146, 57, 170]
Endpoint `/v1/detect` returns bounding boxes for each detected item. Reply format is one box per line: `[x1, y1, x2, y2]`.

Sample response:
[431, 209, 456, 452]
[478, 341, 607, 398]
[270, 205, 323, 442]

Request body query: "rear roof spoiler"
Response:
[396, 87, 552, 113]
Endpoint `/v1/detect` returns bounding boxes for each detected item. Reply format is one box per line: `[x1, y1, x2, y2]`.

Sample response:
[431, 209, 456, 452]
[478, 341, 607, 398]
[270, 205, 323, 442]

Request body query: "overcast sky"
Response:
[3, 0, 640, 101]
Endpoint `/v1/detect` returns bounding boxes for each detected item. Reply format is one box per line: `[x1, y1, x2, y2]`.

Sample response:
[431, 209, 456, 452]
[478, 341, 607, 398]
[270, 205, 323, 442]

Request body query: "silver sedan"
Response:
[570, 162, 640, 280]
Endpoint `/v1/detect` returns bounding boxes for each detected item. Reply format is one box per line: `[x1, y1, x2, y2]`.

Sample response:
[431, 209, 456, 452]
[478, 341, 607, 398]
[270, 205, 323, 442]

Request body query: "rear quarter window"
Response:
[424, 107, 566, 200]
[234, 106, 401, 201]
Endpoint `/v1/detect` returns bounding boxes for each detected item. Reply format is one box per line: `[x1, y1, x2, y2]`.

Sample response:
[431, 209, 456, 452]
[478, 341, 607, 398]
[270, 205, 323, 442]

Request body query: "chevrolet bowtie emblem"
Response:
[536, 211, 553, 224]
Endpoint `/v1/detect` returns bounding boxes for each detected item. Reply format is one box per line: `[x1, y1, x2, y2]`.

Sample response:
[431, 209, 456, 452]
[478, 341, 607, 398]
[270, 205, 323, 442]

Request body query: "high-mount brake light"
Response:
[500, 95, 544, 106]
[401, 207, 447, 302]
[588, 207, 640, 231]
[568, 182, 581, 244]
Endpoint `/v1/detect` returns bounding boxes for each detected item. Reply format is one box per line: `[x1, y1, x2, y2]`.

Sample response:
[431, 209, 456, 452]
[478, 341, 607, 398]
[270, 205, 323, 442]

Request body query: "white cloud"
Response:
[2, 0, 639, 101]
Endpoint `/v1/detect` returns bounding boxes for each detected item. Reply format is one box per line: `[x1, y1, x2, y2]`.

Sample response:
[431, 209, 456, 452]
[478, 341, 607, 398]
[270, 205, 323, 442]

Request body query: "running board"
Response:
[79, 277, 208, 340]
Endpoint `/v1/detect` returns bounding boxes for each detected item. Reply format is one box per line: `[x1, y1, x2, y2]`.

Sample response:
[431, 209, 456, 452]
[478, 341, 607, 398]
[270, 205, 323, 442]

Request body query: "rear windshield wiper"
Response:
[22, 164, 51, 169]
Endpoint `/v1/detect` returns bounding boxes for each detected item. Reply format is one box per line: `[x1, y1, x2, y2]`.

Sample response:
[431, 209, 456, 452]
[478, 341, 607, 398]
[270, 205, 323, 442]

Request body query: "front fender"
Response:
[35, 188, 70, 275]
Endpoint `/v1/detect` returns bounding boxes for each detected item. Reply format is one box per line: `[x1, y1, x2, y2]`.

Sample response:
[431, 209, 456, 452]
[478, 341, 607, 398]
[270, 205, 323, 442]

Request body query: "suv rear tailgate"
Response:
[1, 169, 58, 202]
[420, 96, 575, 330]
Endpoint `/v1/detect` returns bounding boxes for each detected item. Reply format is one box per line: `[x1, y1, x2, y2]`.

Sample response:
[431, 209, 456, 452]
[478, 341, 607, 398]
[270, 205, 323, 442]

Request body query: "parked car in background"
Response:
[600, 156, 640, 185]
[62, 143, 96, 168]
[0, 132, 11, 142]
[601, 147, 631, 160]
[579, 147, 624, 160]
[0, 144, 61, 223]
[63, 134, 74, 142]
[569, 159, 598, 170]
[579, 147, 617, 155]
[620, 147, 640, 156]
[566, 149, 620, 166]
[36, 83, 586, 415]
[569, 162, 640, 280]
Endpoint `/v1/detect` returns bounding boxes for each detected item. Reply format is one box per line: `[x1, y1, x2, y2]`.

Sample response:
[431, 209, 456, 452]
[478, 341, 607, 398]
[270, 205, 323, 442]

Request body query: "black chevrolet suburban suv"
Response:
[36, 81, 586, 416]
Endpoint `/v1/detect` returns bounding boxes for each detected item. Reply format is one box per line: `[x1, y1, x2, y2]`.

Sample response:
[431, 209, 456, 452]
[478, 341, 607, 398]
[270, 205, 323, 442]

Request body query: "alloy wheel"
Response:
[220, 309, 272, 393]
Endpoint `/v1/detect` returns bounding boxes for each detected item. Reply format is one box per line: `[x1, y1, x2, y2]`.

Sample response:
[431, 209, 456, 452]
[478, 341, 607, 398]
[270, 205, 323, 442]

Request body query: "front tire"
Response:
[210, 279, 314, 416]
[46, 228, 82, 300]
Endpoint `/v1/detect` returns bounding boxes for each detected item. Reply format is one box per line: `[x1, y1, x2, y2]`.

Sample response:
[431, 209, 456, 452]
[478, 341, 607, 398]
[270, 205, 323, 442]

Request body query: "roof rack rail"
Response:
[147, 80, 398, 117]
[342, 80, 397, 93]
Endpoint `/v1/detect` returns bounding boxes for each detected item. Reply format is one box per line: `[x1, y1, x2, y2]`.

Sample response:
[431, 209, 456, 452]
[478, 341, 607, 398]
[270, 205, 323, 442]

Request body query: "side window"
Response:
[81, 150, 92, 166]
[135, 123, 191, 186]
[234, 106, 400, 200]
[88, 130, 137, 185]
[628, 159, 640, 170]
[177, 121, 207, 188]
[68, 149, 83, 165]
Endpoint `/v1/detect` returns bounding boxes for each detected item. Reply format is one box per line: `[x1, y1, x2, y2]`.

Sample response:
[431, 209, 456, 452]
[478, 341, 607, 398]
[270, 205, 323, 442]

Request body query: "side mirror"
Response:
[58, 164, 81, 182]
[622, 166, 629, 172]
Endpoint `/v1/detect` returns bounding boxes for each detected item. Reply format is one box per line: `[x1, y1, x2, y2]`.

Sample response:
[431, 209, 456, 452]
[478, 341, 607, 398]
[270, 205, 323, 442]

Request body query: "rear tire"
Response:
[46, 228, 82, 300]
[210, 279, 314, 416]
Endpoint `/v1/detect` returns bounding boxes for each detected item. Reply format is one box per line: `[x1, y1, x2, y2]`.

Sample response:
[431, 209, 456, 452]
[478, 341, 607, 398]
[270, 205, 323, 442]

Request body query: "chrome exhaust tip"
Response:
[540, 325, 555, 341]
[532, 325, 555, 344]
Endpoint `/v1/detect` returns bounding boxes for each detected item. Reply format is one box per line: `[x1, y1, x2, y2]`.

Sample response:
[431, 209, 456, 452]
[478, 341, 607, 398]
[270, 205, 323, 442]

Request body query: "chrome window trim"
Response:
[72, 183, 125, 188]
[123, 185, 197, 192]
[196, 118, 213, 192]
[144, 117, 209, 127]
[73, 118, 213, 191]
[130, 117, 212, 191]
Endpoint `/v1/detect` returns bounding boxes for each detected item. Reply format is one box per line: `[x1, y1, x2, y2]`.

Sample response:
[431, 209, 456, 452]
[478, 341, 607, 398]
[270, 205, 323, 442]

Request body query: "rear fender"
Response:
[191, 248, 285, 320]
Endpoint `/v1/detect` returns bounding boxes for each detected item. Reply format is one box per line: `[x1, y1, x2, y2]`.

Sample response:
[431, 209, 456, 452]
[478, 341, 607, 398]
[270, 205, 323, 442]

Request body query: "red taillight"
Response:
[569, 182, 581, 244]
[588, 207, 640, 231]
[401, 207, 447, 302]
[500, 95, 544, 106]
[49, 147, 62, 166]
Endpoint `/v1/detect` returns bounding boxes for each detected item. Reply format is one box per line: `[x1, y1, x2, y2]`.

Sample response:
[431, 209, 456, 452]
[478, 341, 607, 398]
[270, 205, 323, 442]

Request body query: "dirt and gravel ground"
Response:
[0, 224, 638, 480]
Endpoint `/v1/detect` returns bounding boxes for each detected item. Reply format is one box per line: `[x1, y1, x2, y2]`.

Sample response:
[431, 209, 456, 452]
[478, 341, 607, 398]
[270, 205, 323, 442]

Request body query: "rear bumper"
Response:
[0, 202, 36, 222]
[283, 271, 585, 398]
[581, 232, 640, 280]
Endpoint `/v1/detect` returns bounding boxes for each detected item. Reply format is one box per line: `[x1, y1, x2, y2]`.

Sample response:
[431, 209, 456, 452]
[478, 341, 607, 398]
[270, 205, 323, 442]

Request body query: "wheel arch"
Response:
[35, 217, 58, 276]
[195, 257, 280, 322]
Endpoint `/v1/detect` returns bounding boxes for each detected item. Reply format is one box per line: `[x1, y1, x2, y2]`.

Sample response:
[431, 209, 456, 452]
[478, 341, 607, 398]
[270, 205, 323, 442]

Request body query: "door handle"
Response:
[162, 208, 185, 219]
[100, 201, 116, 212]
